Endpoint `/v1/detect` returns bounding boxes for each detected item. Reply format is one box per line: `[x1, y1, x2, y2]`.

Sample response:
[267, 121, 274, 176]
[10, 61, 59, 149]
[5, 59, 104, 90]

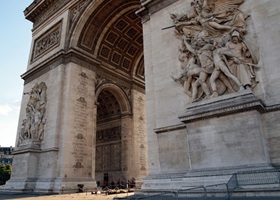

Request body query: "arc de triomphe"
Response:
[4, 0, 280, 194]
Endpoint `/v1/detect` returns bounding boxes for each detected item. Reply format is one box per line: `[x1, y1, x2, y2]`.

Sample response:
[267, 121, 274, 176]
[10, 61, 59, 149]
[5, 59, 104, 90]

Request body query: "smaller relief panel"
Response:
[31, 21, 62, 62]
[18, 82, 47, 146]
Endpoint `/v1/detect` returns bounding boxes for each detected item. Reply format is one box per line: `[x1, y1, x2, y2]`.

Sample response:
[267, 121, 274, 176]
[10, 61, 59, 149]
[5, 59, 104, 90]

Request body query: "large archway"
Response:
[71, 0, 147, 189]
[5, 0, 147, 193]
[94, 84, 133, 187]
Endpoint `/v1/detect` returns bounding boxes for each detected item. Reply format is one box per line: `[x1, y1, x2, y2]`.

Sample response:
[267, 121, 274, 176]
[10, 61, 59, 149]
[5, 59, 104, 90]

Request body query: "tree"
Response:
[0, 164, 12, 185]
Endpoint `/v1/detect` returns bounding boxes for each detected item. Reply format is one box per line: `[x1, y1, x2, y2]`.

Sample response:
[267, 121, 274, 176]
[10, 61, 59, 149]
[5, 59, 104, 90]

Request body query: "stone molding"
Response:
[154, 123, 186, 134]
[136, 0, 179, 22]
[22, 49, 145, 93]
[24, 0, 71, 28]
[12, 147, 59, 155]
[95, 74, 132, 104]
[179, 90, 266, 123]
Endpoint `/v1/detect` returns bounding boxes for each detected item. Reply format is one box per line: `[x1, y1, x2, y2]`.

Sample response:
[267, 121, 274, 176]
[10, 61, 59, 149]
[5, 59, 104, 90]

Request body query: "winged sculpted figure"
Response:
[171, 0, 259, 102]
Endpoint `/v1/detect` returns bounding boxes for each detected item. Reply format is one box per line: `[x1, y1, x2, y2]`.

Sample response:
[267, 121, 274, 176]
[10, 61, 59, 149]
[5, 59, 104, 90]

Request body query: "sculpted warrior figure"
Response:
[18, 82, 47, 146]
[210, 35, 245, 97]
[171, 42, 203, 101]
[210, 30, 257, 95]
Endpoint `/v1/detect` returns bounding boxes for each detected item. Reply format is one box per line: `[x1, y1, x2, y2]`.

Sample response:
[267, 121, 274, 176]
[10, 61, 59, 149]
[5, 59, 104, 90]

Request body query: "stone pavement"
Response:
[0, 192, 134, 200]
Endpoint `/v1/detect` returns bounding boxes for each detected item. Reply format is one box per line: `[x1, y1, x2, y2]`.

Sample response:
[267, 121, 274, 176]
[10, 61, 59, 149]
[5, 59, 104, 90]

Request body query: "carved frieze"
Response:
[170, 0, 259, 103]
[18, 82, 47, 146]
[32, 21, 62, 62]
[30, 0, 71, 28]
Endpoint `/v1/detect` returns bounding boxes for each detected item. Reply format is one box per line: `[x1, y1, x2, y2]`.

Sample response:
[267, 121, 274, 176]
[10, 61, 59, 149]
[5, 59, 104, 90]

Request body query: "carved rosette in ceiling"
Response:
[98, 10, 143, 73]
[78, 0, 144, 80]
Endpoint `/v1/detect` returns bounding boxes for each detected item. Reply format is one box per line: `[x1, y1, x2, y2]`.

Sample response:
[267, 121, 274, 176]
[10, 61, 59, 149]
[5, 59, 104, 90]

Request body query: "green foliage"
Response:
[0, 164, 12, 185]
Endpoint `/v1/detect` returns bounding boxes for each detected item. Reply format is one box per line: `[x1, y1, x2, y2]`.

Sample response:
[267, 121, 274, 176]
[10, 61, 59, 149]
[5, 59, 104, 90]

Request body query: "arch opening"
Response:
[73, 0, 147, 189]
[95, 89, 123, 187]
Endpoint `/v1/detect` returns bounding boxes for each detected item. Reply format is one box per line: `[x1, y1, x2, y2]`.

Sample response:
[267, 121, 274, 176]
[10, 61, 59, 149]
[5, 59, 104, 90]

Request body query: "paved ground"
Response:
[0, 192, 134, 200]
[1, 192, 280, 200]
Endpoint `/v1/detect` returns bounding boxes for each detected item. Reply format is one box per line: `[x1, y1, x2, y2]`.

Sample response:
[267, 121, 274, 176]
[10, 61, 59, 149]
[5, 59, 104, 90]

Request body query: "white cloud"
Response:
[0, 101, 21, 116]
[0, 101, 21, 147]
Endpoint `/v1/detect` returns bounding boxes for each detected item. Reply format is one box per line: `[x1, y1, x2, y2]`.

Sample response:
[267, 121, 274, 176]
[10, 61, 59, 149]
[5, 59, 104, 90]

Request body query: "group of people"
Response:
[171, 0, 258, 102]
[97, 178, 135, 189]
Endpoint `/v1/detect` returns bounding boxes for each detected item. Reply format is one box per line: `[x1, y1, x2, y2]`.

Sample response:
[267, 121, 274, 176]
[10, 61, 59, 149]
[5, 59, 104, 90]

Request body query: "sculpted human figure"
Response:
[18, 82, 47, 146]
[170, 0, 258, 102]
[218, 30, 257, 89]
[171, 47, 203, 101]
[210, 31, 246, 97]
[185, 37, 237, 98]
[174, 4, 234, 39]
[183, 38, 213, 100]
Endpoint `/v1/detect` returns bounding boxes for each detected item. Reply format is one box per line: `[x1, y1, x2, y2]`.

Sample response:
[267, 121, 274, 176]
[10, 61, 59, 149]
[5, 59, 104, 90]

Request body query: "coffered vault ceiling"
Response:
[78, 0, 144, 82]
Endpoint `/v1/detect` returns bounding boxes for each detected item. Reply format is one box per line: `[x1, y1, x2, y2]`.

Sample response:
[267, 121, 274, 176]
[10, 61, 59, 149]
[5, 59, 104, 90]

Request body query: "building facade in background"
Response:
[0, 147, 13, 164]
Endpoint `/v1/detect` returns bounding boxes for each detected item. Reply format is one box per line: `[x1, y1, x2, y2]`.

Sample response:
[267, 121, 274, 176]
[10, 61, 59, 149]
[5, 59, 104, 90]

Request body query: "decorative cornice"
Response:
[154, 123, 186, 134]
[12, 146, 59, 155]
[21, 49, 145, 92]
[178, 90, 272, 123]
[24, 0, 71, 28]
[136, 0, 179, 22]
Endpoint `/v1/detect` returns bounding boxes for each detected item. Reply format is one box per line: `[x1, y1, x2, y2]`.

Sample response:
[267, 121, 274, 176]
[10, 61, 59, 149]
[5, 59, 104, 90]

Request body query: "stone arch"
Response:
[95, 83, 132, 116]
[7, 0, 147, 193]
[69, 0, 144, 81]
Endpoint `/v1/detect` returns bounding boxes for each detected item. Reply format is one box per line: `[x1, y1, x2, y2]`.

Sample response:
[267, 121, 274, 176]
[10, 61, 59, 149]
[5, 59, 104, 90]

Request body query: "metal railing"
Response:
[236, 169, 280, 186]
[227, 173, 238, 198]
[178, 186, 207, 200]
[124, 169, 280, 200]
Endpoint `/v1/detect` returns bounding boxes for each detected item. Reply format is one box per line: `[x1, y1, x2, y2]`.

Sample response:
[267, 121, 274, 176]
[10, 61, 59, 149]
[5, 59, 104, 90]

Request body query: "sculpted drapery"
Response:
[171, 0, 258, 102]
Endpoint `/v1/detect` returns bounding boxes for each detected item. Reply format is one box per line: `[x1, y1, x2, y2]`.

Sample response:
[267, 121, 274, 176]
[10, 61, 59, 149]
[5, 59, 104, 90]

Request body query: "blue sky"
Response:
[0, 1, 33, 147]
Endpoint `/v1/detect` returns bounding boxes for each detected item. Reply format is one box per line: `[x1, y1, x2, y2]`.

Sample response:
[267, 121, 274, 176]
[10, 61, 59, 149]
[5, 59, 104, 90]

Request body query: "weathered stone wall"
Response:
[157, 129, 190, 172]
[132, 90, 148, 179]
[142, 0, 280, 179]
[245, 0, 280, 105]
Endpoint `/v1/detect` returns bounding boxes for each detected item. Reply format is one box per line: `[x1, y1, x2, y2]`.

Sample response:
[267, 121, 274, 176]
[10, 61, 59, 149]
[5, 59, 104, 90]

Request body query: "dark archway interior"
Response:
[79, 0, 145, 187]
[95, 89, 122, 186]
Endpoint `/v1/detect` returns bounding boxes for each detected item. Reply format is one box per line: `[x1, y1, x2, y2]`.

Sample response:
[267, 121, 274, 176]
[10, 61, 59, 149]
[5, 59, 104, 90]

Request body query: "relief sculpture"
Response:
[170, 0, 259, 102]
[18, 82, 47, 146]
